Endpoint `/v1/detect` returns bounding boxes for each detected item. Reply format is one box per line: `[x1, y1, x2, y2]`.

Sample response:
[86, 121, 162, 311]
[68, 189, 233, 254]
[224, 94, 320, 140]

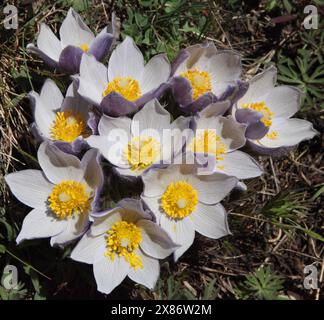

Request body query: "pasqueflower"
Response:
[187, 103, 263, 179]
[76, 36, 171, 117]
[233, 66, 317, 155]
[87, 99, 189, 177]
[71, 199, 177, 294]
[141, 164, 237, 260]
[171, 42, 247, 113]
[27, 8, 118, 74]
[30, 79, 95, 154]
[5, 142, 103, 246]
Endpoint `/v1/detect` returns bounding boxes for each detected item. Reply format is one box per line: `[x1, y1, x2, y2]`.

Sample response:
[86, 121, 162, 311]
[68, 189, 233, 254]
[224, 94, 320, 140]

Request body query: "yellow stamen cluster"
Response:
[189, 129, 228, 160]
[242, 102, 274, 127]
[266, 131, 278, 140]
[102, 77, 142, 101]
[79, 43, 89, 52]
[105, 221, 143, 269]
[125, 136, 161, 171]
[50, 110, 86, 142]
[161, 181, 198, 219]
[48, 180, 91, 219]
[181, 68, 212, 100]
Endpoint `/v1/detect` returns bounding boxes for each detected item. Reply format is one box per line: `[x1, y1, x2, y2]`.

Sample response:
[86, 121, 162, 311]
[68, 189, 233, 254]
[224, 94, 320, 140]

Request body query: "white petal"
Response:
[198, 101, 231, 118]
[207, 51, 241, 82]
[32, 79, 64, 138]
[217, 150, 263, 179]
[108, 36, 144, 80]
[40, 79, 64, 110]
[217, 116, 246, 151]
[86, 135, 129, 169]
[189, 173, 238, 204]
[118, 198, 152, 220]
[91, 208, 123, 236]
[37, 23, 61, 61]
[170, 116, 192, 158]
[190, 203, 230, 239]
[137, 219, 177, 259]
[93, 244, 129, 294]
[62, 82, 90, 120]
[99, 114, 131, 139]
[96, 115, 131, 168]
[30, 91, 56, 139]
[37, 142, 83, 184]
[238, 66, 277, 107]
[59, 8, 94, 48]
[258, 118, 317, 148]
[128, 248, 159, 290]
[81, 149, 103, 190]
[78, 54, 108, 106]
[142, 165, 182, 197]
[71, 232, 105, 264]
[265, 86, 301, 119]
[131, 99, 170, 139]
[16, 208, 66, 244]
[160, 215, 195, 261]
[140, 54, 170, 93]
[5, 170, 52, 209]
[141, 195, 163, 222]
[50, 212, 89, 246]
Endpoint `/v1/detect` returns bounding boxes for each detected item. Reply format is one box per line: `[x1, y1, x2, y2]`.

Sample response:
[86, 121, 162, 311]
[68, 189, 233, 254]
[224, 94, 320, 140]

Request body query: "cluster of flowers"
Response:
[5, 9, 317, 294]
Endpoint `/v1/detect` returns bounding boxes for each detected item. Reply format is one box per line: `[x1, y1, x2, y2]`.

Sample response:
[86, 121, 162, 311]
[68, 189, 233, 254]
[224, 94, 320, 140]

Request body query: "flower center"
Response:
[105, 221, 143, 269]
[189, 129, 227, 160]
[181, 68, 212, 100]
[242, 102, 274, 127]
[79, 43, 89, 52]
[161, 181, 198, 219]
[50, 110, 86, 142]
[125, 136, 161, 171]
[102, 77, 142, 101]
[48, 180, 92, 219]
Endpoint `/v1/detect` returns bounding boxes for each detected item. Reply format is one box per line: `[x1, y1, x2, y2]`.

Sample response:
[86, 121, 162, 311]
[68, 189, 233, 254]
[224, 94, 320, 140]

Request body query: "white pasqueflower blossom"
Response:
[187, 102, 263, 179]
[76, 36, 171, 117]
[141, 164, 238, 261]
[170, 43, 246, 113]
[29, 79, 92, 153]
[87, 99, 190, 177]
[233, 66, 317, 155]
[27, 8, 118, 74]
[70, 199, 178, 294]
[5, 142, 103, 246]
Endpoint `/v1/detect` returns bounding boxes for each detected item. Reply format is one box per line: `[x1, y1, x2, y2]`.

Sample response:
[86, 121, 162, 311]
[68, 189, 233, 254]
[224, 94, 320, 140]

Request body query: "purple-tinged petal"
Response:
[135, 82, 171, 107]
[247, 140, 293, 157]
[52, 137, 88, 155]
[232, 80, 249, 103]
[89, 32, 114, 61]
[58, 45, 83, 75]
[31, 122, 46, 142]
[182, 92, 216, 114]
[171, 76, 193, 107]
[27, 44, 58, 69]
[198, 100, 231, 118]
[81, 149, 103, 213]
[235, 108, 263, 124]
[87, 111, 100, 135]
[171, 49, 189, 76]
[245, 122, 269, 140]
[218, 84, 236, 101]
[100, 92, 138, 117]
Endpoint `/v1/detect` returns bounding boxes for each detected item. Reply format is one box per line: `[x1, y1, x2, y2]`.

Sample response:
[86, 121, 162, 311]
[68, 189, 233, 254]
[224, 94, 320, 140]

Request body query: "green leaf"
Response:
[0, 244, 6, 254]
[283, 0, 292, 14]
